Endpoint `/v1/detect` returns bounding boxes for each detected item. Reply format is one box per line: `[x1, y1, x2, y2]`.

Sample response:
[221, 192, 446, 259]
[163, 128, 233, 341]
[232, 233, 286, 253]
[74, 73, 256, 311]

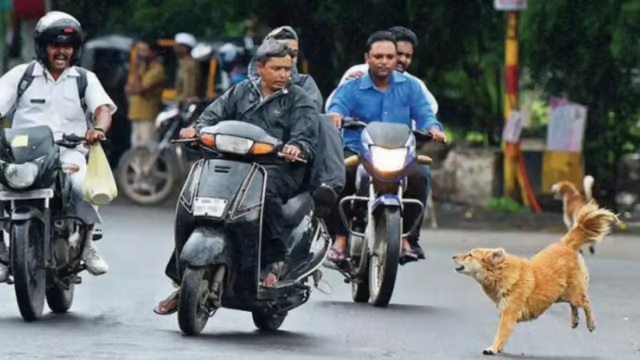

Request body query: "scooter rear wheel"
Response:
[252, 311, 288, 331]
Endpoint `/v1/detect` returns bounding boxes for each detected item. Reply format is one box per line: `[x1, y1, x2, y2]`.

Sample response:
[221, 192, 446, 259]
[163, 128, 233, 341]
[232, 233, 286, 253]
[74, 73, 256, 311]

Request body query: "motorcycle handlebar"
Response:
[341, 117, 367, 129]
[55, 134, 110, 149]
[341, 117, 436, 143]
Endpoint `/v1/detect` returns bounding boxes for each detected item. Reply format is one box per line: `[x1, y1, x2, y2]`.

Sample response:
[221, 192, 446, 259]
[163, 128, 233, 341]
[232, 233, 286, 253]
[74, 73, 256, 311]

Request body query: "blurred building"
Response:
[1, 0, 50, 73]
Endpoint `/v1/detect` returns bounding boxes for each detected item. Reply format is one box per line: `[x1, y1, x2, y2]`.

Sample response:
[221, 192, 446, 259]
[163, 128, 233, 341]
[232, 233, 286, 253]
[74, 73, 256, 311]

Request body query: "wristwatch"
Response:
[94, 127, 106, 134]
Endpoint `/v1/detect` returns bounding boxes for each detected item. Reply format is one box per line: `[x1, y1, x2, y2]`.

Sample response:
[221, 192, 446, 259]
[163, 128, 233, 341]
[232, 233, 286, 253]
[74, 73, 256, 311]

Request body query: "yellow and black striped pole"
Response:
[503, 11, 522, 203]
[503, 11, 541, 213]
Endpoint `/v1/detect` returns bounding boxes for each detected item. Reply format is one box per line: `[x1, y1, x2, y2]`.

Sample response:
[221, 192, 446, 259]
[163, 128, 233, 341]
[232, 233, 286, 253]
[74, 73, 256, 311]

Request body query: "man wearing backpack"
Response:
[0, 11, 117, 282]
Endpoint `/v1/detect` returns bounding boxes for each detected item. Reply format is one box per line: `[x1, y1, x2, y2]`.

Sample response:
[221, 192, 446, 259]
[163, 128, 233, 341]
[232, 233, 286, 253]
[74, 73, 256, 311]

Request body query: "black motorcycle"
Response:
[171, 120, 331, 336]
[324, 118, 434, 307]
[0, 125, 103, 321]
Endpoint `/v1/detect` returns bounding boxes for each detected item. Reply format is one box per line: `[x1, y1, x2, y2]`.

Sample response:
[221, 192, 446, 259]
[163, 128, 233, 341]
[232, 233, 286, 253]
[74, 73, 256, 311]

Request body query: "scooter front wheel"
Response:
[177, 267, 214, 336]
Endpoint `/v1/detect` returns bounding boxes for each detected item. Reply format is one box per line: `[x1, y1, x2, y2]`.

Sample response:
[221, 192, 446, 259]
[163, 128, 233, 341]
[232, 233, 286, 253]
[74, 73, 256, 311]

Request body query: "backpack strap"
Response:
[16, 61, 38, 104]
[73, 66, 92, 128]
[74, 66, 88, 113]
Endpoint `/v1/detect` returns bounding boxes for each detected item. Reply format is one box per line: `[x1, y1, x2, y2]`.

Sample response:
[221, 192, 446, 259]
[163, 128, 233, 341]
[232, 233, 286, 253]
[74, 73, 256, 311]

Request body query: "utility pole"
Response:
[495, 0, 541, 212]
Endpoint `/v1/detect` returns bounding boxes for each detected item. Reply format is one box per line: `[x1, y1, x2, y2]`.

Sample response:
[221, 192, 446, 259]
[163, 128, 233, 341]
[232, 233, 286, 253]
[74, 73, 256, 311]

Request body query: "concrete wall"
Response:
[427, 146, 501, 206]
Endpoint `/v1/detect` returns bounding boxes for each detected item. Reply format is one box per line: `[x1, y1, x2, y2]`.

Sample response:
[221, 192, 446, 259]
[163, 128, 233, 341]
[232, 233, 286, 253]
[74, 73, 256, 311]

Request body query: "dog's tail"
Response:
[583, 175, 595, 201]
[561, 200, 619, 251]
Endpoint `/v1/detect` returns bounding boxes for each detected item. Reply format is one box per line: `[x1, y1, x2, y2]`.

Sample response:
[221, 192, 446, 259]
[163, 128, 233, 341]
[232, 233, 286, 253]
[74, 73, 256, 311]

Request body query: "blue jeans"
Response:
[408, 165, 431, 245]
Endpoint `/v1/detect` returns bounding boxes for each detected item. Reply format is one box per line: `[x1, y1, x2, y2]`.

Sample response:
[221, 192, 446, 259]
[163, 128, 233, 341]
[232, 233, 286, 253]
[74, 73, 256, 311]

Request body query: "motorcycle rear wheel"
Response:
[117, 147, 176, 206]
[350, 235, 370, 303]
[12, 220, 46, 321]
[368, 207, 402, 307]
[45, 272, 74, 314]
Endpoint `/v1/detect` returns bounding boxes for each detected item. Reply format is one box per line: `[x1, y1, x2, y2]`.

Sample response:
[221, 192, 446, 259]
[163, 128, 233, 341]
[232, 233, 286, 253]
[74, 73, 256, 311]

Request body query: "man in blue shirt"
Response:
[325, 30, 446, 265]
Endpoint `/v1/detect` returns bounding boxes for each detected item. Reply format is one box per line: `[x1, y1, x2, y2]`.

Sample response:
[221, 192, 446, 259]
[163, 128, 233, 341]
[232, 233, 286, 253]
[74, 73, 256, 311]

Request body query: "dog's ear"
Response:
[491, 248, 506, 264]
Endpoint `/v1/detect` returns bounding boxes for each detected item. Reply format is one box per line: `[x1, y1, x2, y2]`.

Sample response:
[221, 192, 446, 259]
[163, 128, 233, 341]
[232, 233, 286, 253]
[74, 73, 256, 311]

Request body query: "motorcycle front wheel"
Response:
[368, 207, 402, 307]
[12, 220, 46, 321]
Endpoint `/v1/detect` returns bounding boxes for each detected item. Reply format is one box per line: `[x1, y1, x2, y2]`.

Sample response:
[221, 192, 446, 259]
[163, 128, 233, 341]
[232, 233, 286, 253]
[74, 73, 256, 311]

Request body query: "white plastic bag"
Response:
[82, 143, 118, 205]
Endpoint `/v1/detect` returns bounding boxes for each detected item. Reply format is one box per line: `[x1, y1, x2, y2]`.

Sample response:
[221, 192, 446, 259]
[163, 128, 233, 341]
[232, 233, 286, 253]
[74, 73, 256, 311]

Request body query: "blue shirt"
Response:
[327, 71, 442, 153]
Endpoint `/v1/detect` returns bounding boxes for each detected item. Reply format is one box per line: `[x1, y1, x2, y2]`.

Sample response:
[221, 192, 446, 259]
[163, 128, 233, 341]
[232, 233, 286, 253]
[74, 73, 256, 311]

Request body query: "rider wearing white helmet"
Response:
[0, 11, 117, 280]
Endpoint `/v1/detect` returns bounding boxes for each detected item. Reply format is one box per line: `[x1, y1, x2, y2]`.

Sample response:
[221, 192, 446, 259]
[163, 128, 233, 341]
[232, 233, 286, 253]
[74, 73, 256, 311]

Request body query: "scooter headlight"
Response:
[369, 146, 407, 173]
[4, 162, 39, 189]
[215, 135, 254, 155]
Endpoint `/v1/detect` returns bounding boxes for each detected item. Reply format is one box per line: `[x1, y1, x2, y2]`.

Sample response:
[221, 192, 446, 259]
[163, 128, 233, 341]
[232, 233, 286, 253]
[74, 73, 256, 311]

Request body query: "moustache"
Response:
[53, 53, 68, 60]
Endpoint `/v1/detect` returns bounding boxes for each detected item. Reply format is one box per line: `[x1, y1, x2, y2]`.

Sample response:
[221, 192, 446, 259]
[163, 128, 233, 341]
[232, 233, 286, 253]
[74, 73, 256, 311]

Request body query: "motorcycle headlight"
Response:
[4, 162, 39, 189]
[215, 135, 254, 155]
[370, 146, 408, 173]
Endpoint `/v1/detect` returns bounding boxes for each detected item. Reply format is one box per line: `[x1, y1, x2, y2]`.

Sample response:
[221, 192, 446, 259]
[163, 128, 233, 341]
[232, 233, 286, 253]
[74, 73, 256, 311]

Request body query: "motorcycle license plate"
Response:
[193, 197, 228, 217]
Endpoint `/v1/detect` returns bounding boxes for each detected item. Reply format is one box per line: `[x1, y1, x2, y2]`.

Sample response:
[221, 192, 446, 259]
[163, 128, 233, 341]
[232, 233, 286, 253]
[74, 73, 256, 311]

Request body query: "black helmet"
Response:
[33, 11, 83, 65]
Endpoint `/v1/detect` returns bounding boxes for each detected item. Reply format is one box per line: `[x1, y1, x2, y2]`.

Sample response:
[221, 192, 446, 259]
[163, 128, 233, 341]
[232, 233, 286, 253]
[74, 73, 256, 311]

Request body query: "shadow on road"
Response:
[0, 312, 123, 328]
[499, 353, 601, 360]
[158, 328, 343, 357]
[316, 300, 454, 314]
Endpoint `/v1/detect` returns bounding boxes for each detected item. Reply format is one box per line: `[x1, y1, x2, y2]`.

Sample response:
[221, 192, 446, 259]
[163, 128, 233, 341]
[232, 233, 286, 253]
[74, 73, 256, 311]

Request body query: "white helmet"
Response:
[34, 11, 83, 64]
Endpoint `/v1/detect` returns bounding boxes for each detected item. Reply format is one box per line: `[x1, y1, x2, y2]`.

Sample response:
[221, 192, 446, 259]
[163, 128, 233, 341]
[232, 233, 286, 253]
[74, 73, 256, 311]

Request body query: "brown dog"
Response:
[551, 175, 596, 254]
[453, 201, 618, 355]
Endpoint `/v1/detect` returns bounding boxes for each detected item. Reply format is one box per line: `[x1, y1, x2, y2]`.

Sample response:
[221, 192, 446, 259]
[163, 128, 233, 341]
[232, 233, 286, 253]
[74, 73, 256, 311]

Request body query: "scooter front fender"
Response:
[180, 227, 231, 267]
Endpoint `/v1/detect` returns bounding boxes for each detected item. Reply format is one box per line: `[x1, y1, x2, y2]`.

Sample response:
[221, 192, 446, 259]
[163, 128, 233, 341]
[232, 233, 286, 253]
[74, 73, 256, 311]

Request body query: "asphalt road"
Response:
[0, 203, 638, 360]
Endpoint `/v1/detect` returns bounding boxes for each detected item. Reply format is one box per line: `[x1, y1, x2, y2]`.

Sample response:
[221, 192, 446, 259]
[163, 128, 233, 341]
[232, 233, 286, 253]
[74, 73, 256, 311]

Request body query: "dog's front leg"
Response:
[483, 308, 518, 355]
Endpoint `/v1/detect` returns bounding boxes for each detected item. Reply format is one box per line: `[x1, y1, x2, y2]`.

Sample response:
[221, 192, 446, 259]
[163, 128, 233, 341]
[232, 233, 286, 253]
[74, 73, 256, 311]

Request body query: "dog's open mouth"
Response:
[455, 265, 465, 272]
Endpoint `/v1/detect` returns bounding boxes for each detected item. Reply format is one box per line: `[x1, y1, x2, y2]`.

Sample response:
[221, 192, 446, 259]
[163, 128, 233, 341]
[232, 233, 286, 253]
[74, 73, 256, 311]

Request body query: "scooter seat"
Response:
[282, 192, 313, 227]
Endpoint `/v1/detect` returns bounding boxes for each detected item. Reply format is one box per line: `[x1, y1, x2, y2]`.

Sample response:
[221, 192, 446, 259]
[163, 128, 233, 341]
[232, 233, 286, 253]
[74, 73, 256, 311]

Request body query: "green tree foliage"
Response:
[52, 1, 640, 196]
[55, 0, 507, 142]
[521, 0, 640, 203]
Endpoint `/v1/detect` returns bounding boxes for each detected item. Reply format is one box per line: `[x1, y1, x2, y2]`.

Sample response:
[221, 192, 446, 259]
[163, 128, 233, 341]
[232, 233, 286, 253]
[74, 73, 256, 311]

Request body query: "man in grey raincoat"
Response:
[248, 26, 345, 217]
